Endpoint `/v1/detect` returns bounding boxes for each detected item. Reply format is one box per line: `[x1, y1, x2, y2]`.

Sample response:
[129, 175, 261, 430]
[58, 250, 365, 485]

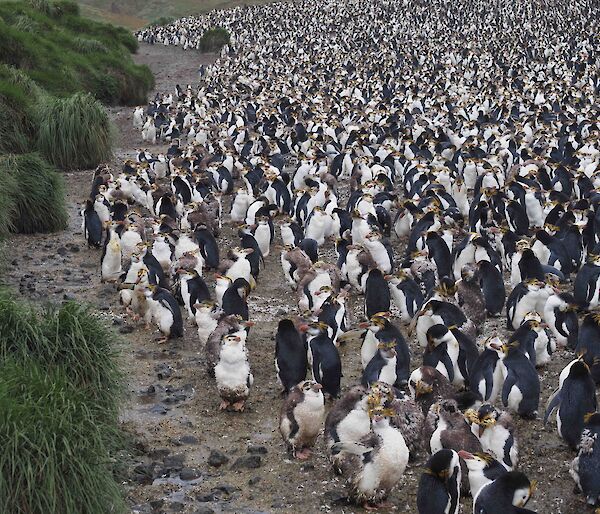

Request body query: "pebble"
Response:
[231, 455, 262, 469]
[208, 449, 229, 467]
[179, 467, 202, 481]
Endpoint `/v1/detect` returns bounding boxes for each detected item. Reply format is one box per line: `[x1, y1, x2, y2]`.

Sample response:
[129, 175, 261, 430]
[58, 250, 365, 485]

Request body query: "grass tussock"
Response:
[0, 153, 68, 236]
[0, 294, 126, 514]
[35, 93, 113, 169]
[199, 27, 230, 52]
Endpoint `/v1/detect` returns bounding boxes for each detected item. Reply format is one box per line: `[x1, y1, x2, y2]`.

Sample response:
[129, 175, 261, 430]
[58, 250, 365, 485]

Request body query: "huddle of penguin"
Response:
[76, 0, 600, 509]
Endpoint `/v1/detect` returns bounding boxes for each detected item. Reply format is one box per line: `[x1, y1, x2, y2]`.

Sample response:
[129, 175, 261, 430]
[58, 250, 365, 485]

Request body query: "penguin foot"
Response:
[231, 400, 246, 412]
[156, 336, 169, 344]
[219, 400, 230, 410]
[364, 501, 394, 511]
[295, 448, 312, 460]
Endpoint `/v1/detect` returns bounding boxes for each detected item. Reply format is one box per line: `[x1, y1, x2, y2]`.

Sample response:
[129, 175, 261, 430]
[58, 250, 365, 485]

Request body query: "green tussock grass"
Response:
[199, 27, 230, 52]
[0, 294, 126, 514]
[35, 92, 114, 169]
[0, 153, 67, 236]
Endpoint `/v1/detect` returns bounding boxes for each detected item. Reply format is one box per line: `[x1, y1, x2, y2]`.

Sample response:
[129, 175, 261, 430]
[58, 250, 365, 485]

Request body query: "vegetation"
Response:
[35, 93, 114, 169]
[200, 27, 230, 52]
[0, 295, 125, 514]
[0, 153, 68, 237]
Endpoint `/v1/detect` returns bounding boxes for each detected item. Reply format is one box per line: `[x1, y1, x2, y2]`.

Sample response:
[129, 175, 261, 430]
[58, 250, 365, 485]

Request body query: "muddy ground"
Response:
[2, 43, 590, 513]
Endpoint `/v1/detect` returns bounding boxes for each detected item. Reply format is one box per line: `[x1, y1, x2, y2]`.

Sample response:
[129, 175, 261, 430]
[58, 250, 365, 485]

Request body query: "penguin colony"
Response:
[81, 0, 600, 511]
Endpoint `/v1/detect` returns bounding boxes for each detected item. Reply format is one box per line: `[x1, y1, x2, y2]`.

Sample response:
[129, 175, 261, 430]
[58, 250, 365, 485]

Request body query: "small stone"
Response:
[57, 246, 69, 256]
[63, 293, 76, 301]
[169, 502, 184, 512]
[323, 490, 347, 505]
[248, 476, 261, 486]
[131, 504, 152, 514]
[179, 435, 198, 445]
[231, 455, 262, 469]
[163, 453, 185, 471]
[208, 449, 229, 467]
[300, 463, 315, 472]
[119, 325, 135, 334]
[131, 463, 154, 484]
[149, 404, 168, 415]
[192, 508, 215, 514]
[179, 467, 201, 481]
[247, 445, 268, 455]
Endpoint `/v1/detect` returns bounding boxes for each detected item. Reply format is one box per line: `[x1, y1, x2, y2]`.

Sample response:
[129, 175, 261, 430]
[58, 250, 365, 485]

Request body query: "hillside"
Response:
[76, 0, 274, 28]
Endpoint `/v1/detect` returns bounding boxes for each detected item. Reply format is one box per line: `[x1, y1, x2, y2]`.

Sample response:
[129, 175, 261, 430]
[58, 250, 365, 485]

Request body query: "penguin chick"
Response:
[280, 380, 325, 459]
[332, 406, 409, 509]
[473, 471, 537, 513]
[417, 449, 461, 514]
[571, 412, 600, 506]
[214, 333, 253, 412]
[457, 263, 487, 329]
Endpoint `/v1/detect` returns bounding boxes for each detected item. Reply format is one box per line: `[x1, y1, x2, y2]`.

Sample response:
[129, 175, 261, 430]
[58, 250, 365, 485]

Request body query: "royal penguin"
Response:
[275, 319, 308, 393]
[576, 313, 600, 384]
[417, 449, 461, 514]
[459, 451, 509, 499]
[325, 386, 371, 468]
[176, 269, 210, 320]
[302, 321, 342, 398]
[386, 270, 424, 323]
[221, 277, 251, 320]
[194, 300, 222, 346]
[331, 406, 409, 509]
[363, 230, 394, 274]
[82, 199, 103, 248]
[544, 358, 597, 450]
[214, 332, 253, 411]
[361, 341, 397, 388]
[473, 471, 537, 513]
[414, 300, 470, 348]
[424, 324, 465, 388]
[144, 284, 184, 340]
[506, 279, 550, 330]
[253, 215, 274, 257]
[492, 340, 540, 418]
[570, 412, 600, 507]
[193, 225, 220, 269]
[469, 337, 506, 403]
[509, 316, 554, 367]
[279, 380, 325, 459]
[364, 268, 391, 318]
[471, 404, 518, 469]
[542, 292, 578, 350]
[573, 253, 600, 309]
[101, 222, 122, 282]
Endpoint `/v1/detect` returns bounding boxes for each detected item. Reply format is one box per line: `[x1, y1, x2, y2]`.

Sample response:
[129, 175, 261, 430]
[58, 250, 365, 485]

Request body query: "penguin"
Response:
[459, 451, 509, 499]
[509, 317, 553, 368]
[544, 359, 597, 450]
[279, 380, 325, 459]
[253, 215, 273, 257]
[457, 263, 486, 329]
[364, 268, 391, 318]
[492, 340, 540, 418]
[303, 322, 342, 398]
[221, 277, 251, 320]
[471, 404, 519, 469]
[469, 337, 506, 403]
[576, 313, 600, 384]
[331, 406, 409, 509]
[573, 254, 600, 309]
[194, 300, 221, 346]
[101, 222, 122, 283]
[194, 225, 220, 269]
[417, 449, 461, 514]
[570, 412, 600, 507]
[424, 324, 464, 388]
[214, 333, 253, 412]
[145, 284, 184, 340]
[82, 199, 102, 248]
[542, 292, 578, 350]
[506, 279, 549, 330]
[414, 300, 470, 348]
[361, 341, 397, 387]
[386, 270, 424, 323]
[473, 471, 537, 513]
[275, 319, 308, 393]
[176, 269, 211, 320]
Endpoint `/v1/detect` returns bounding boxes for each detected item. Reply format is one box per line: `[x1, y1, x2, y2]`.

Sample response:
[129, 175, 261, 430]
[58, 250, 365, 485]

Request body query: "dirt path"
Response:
[2, 43, 587, 514]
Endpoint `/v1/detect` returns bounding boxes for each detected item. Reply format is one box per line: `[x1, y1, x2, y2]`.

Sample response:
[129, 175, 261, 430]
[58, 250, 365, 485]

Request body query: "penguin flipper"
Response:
[439, 351, 455, 383]
[501, 369, 517, 408]
[543, 387, 561, 425]
[481, 365, 494, 401]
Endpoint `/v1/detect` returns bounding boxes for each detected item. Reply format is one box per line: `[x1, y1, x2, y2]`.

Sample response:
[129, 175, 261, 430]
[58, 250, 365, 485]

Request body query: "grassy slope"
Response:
[77, 0, 275, 28]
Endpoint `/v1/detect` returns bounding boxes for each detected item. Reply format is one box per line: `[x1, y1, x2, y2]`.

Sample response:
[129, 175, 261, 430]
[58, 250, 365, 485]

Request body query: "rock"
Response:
[179, 435, 198, 445]
[163, 453, 185, 471]
[193, 508, 215, 514]
[155, 363, 173, 380]
[149, 404, 168, 415]
[131, 463, 154, 484]
[247, 445, 268, 455]
[323, 490, 347, 505]
[179, 467, 201, 481]
[169, 502, 184, 512]
[248, 476, 261, 486]
[131, 504, 153, 514]
[57, 246, 69, 256]
[208, 449, 229, 467]
[231, 455, 262, 469]
[149, 499, 164, 510]
[63, 293, 76, 301]
[300, 463, 315, 472]
[119, 325, 135, 334]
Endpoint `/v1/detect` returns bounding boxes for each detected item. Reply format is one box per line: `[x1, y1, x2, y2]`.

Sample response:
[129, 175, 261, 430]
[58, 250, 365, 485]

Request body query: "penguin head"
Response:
[476, 403, 499, 429]
[583, 412, 600, 428]
[501, 471, 536, 507]
[377, 339, 397, 359]
[458, 451, 496, 472]
[297, 380, 323, 397]
[425, 449, 459, 481]
[426, 324, 452, 349]
[409, 367, 434, 397]
[222, 333, 242, 346]
[568, 359, 591, 379]
[367, 405, 394, 426]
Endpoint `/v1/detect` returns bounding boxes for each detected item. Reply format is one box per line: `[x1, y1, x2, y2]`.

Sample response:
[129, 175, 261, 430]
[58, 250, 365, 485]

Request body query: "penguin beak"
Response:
[311, 383, 323, 392]
[457, 450, 474, 460]
[298, 324, 309, 333]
